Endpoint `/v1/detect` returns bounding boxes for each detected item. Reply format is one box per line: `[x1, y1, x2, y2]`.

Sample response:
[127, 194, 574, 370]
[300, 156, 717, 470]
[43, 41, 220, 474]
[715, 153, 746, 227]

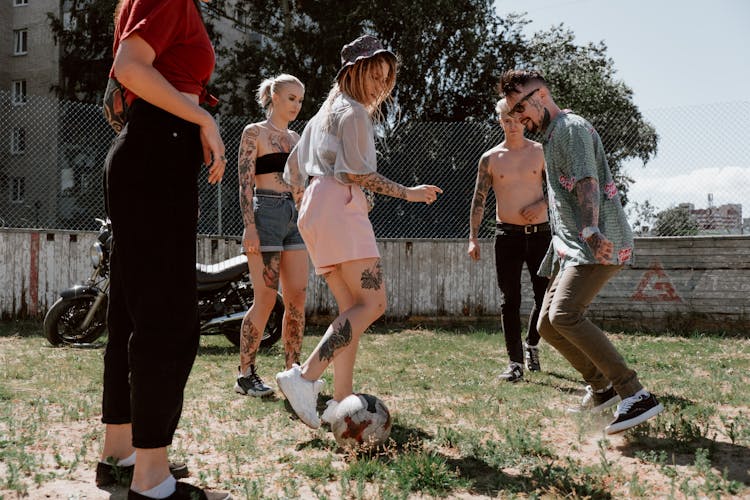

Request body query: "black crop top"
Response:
[255, 152, 289, 175]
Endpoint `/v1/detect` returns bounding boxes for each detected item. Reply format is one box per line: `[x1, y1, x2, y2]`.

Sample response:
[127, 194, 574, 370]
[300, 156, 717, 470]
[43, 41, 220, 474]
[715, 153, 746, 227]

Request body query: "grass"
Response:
[0, 320, 749, 499]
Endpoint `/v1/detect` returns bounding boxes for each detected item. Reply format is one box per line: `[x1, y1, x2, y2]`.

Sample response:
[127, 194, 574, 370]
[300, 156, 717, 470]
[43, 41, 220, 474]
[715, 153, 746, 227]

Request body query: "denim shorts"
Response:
[252, 189, 306, 252]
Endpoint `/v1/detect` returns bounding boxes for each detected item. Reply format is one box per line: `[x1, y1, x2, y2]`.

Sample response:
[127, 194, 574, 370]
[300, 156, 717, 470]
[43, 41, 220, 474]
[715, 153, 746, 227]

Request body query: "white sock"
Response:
[137, 474, 177, 499]
[116, 451, 136, 467]
[634, 388, 650, 399]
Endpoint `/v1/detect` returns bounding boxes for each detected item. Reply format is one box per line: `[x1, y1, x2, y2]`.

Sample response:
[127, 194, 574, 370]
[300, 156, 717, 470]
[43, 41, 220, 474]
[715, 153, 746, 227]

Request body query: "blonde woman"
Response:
[277, 35, 443, 429]
[235, 74, 308, 397]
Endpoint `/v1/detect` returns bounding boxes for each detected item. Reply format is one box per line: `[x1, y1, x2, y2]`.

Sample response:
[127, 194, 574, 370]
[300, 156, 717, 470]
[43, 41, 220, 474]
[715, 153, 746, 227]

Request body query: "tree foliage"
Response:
[653, 206, 699, 236]
[47, 1, 659, 205]
[528, 25, 658, 204]
[47, 0, 118, 102]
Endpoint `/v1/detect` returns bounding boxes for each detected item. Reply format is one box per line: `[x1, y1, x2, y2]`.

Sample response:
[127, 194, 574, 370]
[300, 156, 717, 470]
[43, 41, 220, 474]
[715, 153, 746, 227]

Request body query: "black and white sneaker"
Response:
[498, 363, 524, 383]
[567, 384, 621, 414]
[605, 389, 664, 434]
[234, 365, 274, 397]
[525, 343, 541, 372]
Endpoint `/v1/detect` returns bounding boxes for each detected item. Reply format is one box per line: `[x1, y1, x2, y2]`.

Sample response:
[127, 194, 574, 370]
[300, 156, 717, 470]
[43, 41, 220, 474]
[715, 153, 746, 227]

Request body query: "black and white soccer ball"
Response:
[330, 393, 392, 448]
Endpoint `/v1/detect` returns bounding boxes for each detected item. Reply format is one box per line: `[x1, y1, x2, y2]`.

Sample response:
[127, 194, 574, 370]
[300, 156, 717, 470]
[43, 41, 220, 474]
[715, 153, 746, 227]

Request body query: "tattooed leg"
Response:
[360, 259, 383, 290]
[318, 319, 353, 363]
[239, 315, 262, 373]
[261, 252, 281, 289]
[283, 302, 304, 369]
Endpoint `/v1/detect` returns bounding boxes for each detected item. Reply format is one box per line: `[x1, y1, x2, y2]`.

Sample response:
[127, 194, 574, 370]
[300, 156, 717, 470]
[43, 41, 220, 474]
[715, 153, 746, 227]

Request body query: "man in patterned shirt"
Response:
[500, 69, 663, 434]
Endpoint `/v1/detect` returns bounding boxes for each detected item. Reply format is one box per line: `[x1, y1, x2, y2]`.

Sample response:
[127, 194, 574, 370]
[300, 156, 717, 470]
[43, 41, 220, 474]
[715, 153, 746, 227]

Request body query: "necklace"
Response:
[266, 118, 288, 134]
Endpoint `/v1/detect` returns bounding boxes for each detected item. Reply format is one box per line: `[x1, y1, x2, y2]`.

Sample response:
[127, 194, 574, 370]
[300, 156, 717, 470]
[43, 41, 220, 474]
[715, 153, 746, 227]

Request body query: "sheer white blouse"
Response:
[284, 93, 377, 186]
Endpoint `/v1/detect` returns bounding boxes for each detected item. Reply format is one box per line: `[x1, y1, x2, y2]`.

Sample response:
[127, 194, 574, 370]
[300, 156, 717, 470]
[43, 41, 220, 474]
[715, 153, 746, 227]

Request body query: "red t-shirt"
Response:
[112, 0, 215, 105]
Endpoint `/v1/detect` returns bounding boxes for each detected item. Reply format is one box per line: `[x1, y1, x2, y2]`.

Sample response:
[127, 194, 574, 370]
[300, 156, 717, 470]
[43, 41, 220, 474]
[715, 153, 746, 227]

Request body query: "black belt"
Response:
[255, 190, 293, 200]
[496, 222, 550, 234]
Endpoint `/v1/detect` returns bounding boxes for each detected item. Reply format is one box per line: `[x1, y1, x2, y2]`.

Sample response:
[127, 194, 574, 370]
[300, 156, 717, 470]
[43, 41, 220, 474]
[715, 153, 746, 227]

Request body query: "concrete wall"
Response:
[2, 229, 748, 333]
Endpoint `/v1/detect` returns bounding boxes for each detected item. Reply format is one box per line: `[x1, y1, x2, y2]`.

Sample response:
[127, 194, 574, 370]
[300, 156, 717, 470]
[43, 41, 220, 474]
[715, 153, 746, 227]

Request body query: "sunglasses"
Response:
[509, 88, 540, 116]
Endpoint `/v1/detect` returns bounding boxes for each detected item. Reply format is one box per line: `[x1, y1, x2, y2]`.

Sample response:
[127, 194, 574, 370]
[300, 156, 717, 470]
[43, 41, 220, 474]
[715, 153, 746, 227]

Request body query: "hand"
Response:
[520, 200, 546, 223]
[199, 115, 226, 185]
[585, 231, 614, 264]
[242, 227, 261, 256]
[407, 185, 443, 204]
[468, 239, 480, 260]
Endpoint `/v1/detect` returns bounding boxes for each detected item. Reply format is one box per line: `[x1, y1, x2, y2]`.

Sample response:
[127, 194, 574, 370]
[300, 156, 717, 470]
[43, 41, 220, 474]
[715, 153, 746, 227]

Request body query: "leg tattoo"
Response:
[318, 318, 352, 363]
[262, 252, 281, 289]
[360, 260, 383, 290]
[240, 320, 261, 370]
[283, 303, 305, 368]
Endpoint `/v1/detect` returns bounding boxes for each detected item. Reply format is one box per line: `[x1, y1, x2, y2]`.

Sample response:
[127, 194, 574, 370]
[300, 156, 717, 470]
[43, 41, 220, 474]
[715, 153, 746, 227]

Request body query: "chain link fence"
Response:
[1, 91, 748, 238]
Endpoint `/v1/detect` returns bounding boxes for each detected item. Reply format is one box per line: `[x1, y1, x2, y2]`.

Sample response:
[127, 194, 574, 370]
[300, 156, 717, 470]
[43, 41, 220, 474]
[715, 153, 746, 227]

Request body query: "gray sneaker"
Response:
[276, 364, 323, 429]
[525, 343, 541, 372]
[567, 384, 621, 414]
[234, 365, 274, 397]
[498, 362, 524, 383]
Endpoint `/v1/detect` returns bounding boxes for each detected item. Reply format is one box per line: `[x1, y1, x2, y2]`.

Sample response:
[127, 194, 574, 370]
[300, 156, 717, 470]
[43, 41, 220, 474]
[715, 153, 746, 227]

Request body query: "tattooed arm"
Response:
[575, 176, 613, 264]
[238, 124, 260, 254]
[342, 172, 443, 203]
[468, 154, 492, 260]
[284, 144, 306, 209]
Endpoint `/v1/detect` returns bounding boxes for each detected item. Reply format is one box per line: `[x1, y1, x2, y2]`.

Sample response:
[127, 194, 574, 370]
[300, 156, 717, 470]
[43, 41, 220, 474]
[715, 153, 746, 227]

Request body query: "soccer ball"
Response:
[331, 393, 392, 448]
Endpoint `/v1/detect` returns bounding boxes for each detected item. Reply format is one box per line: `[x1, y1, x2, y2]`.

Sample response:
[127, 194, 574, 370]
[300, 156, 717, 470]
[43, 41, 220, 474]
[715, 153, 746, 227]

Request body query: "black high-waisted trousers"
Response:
[102, 99, 201, 448]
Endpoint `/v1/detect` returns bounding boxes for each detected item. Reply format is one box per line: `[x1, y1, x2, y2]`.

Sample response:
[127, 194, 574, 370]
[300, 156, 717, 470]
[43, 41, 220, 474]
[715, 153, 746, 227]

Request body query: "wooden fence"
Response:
[1, 229, 748, 333]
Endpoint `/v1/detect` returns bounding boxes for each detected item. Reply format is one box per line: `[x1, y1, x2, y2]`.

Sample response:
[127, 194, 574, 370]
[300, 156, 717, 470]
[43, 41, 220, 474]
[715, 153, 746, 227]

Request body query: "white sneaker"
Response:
[276, 364, 323, 429]
[320, 399, 339, 425]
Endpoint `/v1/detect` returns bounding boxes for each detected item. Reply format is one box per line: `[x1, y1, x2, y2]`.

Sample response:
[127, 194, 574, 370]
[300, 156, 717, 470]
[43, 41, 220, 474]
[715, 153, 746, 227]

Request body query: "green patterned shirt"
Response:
[538, 111, 634, 277]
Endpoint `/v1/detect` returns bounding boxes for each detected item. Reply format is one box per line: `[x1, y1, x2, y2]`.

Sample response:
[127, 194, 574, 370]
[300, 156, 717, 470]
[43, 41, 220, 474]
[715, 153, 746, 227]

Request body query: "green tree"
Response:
[653, 205, 699, 236]
[47, 0, 118, 102]
[48, 0, 224, 104]
[627, 199, 659, 235]
[212, 1, 531, 122]
[528, 25, 659, 205]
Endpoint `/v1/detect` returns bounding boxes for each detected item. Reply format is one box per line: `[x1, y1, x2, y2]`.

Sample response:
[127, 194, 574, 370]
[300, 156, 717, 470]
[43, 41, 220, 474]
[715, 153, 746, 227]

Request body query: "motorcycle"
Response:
[43, 217, 283, 348]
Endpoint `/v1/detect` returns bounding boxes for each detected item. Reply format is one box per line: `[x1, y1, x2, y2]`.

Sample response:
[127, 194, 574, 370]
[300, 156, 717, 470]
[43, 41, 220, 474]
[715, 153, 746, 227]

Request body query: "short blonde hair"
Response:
[495, 98, 510, 117]
[256, 74, 305, 115]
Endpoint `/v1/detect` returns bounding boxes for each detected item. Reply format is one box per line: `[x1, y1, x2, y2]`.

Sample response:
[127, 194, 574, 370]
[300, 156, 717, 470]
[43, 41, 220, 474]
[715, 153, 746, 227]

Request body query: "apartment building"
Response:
[1, 0, 62, 228]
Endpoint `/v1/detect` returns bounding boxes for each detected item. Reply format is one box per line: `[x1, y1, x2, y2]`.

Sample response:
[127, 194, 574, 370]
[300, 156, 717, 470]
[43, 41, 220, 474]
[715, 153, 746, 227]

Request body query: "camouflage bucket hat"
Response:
[336, 34, 397, 80]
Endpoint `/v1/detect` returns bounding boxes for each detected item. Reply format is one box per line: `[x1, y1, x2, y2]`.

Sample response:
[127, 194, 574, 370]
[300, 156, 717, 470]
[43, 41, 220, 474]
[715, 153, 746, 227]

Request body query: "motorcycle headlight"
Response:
[90, 241, 104, 268]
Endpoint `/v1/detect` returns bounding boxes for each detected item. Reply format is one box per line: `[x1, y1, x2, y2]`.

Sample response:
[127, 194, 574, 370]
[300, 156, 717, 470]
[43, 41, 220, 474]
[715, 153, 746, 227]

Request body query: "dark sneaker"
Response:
[498, 363, 523, 383]
[605, 390, 664, 434]
[234, 365, 274, 397]
[567, 384, 621, 414]
[96, 459, 188, 487]
[525, 343, 541, 372]
[128, 481, 232, 500]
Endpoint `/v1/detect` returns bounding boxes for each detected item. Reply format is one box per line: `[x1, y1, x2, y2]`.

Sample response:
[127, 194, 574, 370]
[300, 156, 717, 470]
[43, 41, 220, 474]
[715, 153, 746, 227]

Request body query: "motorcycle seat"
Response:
[196, 255, 248, 285]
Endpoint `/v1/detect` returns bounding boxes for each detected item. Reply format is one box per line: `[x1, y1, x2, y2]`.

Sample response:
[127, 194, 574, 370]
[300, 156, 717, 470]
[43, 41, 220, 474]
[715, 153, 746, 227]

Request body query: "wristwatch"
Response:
[581, 226, 600, 239]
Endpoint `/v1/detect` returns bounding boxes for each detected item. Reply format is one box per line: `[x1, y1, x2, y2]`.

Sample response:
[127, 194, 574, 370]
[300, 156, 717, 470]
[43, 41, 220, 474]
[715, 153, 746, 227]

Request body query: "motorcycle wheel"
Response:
[223, 292, 284, 349]
[44, 295, 108, 346]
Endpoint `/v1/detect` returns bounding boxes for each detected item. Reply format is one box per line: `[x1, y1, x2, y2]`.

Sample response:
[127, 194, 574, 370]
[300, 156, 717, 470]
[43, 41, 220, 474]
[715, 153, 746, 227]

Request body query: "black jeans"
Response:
[102, 100, 202, 449]
[494, 224, 551, 364]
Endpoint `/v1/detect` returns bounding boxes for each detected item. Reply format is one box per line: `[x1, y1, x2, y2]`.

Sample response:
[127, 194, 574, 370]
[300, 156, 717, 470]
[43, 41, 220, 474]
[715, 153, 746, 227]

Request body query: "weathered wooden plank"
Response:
[2, 232, 750, 332]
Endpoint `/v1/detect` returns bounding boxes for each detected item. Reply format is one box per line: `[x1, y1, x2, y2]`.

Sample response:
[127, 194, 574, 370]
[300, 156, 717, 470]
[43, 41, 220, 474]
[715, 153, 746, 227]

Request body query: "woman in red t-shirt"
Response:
[99, 1, 229, 499]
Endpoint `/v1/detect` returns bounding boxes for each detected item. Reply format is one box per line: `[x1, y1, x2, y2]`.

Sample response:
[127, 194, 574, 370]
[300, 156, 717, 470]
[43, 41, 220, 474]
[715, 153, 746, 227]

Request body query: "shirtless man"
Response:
[468, 98, 550, 382]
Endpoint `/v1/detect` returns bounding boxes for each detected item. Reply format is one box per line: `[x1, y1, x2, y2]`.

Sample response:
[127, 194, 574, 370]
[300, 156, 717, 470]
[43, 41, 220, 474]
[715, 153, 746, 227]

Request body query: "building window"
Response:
[14, 0, 29, 6]
[12, 80, 27, 105]
[11, 128, 26, 154]
[11, 177, 25, 203]
[14, 29, 28, 55]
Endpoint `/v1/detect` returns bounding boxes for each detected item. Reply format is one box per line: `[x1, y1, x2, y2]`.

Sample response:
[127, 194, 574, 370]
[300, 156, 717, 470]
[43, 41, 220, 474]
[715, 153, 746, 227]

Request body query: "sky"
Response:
[493, 0, 750, 220]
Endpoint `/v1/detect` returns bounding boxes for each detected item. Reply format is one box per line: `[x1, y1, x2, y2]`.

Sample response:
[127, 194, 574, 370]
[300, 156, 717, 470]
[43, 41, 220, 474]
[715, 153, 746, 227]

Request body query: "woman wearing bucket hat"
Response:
[276, 34, 443, 429]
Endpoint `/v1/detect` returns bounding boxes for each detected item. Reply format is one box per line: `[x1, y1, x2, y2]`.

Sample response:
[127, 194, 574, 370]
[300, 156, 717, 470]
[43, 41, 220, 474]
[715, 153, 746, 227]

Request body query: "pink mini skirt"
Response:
[297, 176, 380, 274]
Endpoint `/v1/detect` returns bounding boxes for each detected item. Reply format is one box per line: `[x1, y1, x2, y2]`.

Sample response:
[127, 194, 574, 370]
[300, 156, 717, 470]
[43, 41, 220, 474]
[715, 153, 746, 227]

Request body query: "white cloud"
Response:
[628, 165, 748, 216]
